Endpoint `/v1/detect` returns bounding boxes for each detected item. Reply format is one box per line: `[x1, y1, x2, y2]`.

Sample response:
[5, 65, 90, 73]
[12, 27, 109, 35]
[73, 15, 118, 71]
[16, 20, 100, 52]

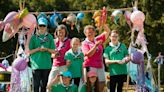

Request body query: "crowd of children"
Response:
[28, 13, 131, 92]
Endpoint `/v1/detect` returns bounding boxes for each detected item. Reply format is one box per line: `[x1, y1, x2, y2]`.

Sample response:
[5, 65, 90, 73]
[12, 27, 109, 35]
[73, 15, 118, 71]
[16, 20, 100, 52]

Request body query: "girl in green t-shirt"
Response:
[65, 37, 84, 87]
[80, 70, 99, 92]
[47, 71, 78, 92]
[103, 30, 130, 92]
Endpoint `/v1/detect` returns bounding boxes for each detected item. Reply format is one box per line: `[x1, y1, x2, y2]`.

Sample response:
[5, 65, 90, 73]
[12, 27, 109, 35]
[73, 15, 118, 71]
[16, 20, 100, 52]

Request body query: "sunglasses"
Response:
[39, 25, 46, 27]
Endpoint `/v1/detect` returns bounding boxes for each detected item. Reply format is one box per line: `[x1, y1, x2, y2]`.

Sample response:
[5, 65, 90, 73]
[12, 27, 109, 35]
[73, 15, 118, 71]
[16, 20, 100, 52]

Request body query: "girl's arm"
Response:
[84, 40, 102, 57]
[105, 59, 121, 64]
[102, 24, 110, 40]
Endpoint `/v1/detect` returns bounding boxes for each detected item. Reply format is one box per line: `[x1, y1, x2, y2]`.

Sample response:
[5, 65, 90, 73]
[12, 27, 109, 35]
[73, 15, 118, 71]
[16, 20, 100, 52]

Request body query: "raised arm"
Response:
[102, 24, 111, 40]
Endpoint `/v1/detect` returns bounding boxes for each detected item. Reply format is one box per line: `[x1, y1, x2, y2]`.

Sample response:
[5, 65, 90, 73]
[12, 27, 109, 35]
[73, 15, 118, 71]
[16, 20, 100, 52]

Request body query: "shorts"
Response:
[84, 66, 106, 82]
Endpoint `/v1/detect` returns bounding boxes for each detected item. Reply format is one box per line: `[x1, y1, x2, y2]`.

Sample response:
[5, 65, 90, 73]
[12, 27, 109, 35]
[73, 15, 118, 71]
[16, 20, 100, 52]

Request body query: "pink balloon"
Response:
[22, 14, 37, 52]
[22, 14, 37, 28]
[2, 22, 20, 42]
[130, 11, 145, 25]
[12, 57, 27, 71]
[12, 17, 21, 27]
[131, 51, 144, 64]
[3, 11, 18, 24]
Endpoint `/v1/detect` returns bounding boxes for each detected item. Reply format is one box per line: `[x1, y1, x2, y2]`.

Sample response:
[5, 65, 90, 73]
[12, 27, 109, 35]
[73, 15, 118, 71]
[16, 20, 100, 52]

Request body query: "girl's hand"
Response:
[95, 40, 102, 47]
[47, 72, 60, 89]
[116, 60, 125, 64]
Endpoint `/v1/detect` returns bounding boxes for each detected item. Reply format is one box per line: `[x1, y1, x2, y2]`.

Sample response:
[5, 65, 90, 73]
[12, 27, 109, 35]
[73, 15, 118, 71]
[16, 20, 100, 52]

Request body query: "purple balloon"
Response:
[3, 11, 18, 24]
[131, 51, 144, 64]
[12, 57, 27, 71]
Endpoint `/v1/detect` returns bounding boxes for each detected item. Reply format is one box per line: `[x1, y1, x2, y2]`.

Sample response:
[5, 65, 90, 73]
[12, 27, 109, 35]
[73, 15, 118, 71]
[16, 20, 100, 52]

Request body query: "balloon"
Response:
[18, 8, 29, 19]
[76, 12, 84, 20]
[22, 14, 37, 28]
[3, 11, 18, 24]
[37, 12, 47, 19]
[130, 10, 145, 31]
[113, 16, 120, 25]
[101, 7, 107, 25]
[22, 14, 37, 53]
[12, 57, 27, 71]
[94, 16, 101, 27]
[2, 18, 20, 42]
[111, 10, 122, 16]
[54, 13, 62, 22]
[131, 51, 144, 64]
[94, 16, 101, 24]
[92, 10, 101, 19]
[50, 13, 62, 28]
[66, 13, 76, 24]
[130, 10, 145, 25]
[93, 7, 107, 28]
[111, 10, 123, 25]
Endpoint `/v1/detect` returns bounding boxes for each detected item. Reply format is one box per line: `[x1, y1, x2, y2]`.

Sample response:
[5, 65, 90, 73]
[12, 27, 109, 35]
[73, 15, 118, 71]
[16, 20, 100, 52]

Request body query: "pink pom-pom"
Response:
[12, 57, 27, 71]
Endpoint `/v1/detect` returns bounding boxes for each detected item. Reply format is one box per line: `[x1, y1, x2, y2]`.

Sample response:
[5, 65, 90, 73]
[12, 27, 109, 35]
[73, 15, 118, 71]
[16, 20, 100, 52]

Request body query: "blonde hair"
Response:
[71, 37, 80, 47]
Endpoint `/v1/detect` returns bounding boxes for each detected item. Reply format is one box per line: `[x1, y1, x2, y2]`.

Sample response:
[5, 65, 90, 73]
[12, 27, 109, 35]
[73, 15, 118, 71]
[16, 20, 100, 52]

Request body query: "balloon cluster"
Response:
[92, 7, 107, 28]
[0, 8, 37, 42]
[40, 12, 84, 30]
[111, 7, 145, 32]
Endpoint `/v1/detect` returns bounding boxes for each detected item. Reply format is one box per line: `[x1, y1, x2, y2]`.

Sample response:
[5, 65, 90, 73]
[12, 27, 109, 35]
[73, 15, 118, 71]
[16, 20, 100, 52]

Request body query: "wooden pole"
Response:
[29, 7, 132, 15]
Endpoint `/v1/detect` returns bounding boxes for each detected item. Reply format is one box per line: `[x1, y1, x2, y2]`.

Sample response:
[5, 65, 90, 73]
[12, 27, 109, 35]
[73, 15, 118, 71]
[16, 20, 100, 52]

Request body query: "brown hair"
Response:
[111, 30, 119, 34]
[83, 25, 96, 34]
[54, 24, 68, 38]
[86, 77, 99, 92]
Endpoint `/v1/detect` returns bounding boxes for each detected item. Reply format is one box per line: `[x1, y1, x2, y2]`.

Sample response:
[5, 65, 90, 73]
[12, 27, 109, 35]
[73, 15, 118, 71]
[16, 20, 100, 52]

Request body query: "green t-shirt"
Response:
[51, 84, 78, 92]
[29, 33, 55, 69]
[64, 49, 84, 78]
[80, 84, 86, 92]
[103, 43, 128, 76]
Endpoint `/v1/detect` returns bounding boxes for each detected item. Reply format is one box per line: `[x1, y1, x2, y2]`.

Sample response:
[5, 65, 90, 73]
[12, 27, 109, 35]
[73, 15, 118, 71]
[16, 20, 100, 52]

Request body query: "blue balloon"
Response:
[50, 13, 63, 28]
[37, 12, 47, 19]
[76, 12, 84, 20]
